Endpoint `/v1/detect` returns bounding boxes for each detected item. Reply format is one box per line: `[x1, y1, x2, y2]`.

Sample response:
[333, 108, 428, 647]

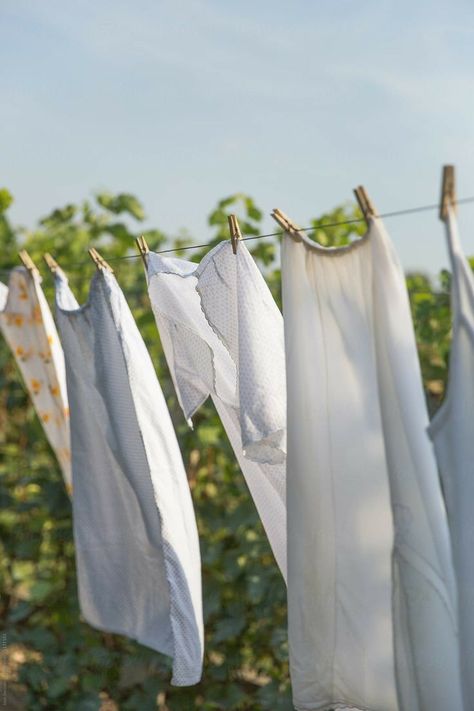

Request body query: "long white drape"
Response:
[429, 205, 474, 709]
[55, 268, 203, 686]
[281, 219, 462, 711]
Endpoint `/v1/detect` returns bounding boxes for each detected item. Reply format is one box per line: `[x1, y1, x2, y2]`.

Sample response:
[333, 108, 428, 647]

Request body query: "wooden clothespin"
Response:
[354, 186, 378, 225]
[135, 235, 150, 268]
[43, 252, 60, 273]
[271, 208, 302, 239]
[18, 250, 39, 276]
[228, 214, 242, 254]
[440, 165, 456, 220]
[88, 247, 114, 273]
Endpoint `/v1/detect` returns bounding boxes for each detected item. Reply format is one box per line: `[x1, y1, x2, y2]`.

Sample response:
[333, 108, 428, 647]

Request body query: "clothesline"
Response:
[52, 194, 474, 267]
[1, 191, 472, 704]
[2, 193, 474, 276]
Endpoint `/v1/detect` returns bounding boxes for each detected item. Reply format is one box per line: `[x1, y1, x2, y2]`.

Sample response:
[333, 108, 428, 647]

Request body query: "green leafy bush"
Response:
[0, 192, 455, 709]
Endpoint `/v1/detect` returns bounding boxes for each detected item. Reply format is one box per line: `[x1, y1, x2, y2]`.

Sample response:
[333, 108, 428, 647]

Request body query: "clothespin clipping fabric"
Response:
[440, 165, 456, 221]
[271, 208, 302, 239]
[135, 235, 150, 268]
[88, 247, 114, 273]
[18, 250, 39, 276]
[43, 253, 60, 273]
[228, 215, 242, 254]
[353, 186, 378, 225]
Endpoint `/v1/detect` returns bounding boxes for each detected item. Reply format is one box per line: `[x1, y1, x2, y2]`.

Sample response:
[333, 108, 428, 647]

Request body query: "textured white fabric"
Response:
[0, 267, 71, 491]
[54, 268, 203, 686]
[282, 219, 463, 711]
[428, 205, 474, 709]
[146, 241, 287, 580]
[196, 242, 286, 465]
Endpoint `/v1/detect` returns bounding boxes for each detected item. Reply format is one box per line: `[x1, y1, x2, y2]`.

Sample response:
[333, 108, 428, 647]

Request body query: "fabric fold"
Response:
[146, 241, 287, 580]
[54, 267, 203, 686]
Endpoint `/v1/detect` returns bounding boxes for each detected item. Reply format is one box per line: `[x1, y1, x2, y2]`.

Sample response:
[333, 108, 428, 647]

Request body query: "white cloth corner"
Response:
[54, 268, 203, 686]
[0, 266, 71, 491]
[428, 205, 474, 709]
[146, 240, 287, 580]
[281, 218, 463, 711]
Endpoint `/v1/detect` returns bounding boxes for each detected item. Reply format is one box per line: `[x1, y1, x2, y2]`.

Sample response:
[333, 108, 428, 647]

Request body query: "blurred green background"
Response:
[0, 189, 456, 709]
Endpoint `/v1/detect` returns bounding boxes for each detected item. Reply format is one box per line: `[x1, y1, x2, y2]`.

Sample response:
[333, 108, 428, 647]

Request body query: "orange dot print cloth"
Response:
[0, 267, 71, 492]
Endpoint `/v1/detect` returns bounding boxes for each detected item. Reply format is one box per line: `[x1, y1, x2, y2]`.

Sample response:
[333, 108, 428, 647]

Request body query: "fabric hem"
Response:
[283, 221, 371, 256]
[146, 251, 199, 280]
[84, 612, 200, 687]
[170, 671, 202, 687]
[294, 700, 378, 711]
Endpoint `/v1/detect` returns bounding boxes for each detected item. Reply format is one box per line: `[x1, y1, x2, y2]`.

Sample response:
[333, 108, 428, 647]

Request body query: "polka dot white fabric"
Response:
[146, 241, 287, 580]
[429, 205, 474, 709]
[54, 268, 203, 686]
[281, 218, 463, 711]
[195, 242, 286, 465]
[0, 267, 71, 491]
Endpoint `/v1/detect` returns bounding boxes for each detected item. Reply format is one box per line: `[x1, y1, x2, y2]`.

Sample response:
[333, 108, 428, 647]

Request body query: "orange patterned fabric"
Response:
[0, 267, 71, 493]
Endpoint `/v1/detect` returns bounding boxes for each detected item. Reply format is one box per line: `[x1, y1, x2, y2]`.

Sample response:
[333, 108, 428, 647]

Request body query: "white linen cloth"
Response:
[428, 205, 474, 709]
[0, 266, 71, 491]
[54, 267, 203, 686]
[145, 240, 287, 579]
[281, 218, 463, 711]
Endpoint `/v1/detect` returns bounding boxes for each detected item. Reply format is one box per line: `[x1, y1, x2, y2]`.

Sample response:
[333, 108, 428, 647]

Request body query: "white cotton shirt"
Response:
[0, 266, 71, 491]
[281, 219, 463, 711]
[54, 268, 203, 686]
[145, 241, 287, 580]
[428, 205, 474, 709]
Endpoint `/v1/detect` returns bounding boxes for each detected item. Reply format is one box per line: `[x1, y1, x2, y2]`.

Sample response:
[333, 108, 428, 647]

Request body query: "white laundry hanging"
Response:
[0, 266, 71, 491]
[54, 267, 203, 686]
[428, 205, 474, 709]
[145, 240, 287, 580]
[196, 241, 286, 464]
[281, 218, 463, 711]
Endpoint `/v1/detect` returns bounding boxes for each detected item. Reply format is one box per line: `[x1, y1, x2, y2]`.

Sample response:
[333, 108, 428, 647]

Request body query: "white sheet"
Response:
[54, 267, 203, 686]
[281, 218, 463, 711]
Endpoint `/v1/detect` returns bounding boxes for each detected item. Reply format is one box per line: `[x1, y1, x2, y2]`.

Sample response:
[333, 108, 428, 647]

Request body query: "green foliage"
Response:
[406, 271, 451, 413]
[309, 203, 366, 247]
[0, 192, 458, 709]
[0, 189, 13, 214]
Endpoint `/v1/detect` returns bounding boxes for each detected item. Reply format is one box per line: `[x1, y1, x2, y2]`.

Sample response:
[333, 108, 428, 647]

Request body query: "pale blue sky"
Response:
[2, 0, 474, 274]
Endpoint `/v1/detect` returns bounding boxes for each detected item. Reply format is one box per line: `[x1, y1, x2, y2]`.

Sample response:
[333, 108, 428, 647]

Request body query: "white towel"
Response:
[54, 267, 203, 686]
[281, 218, 463, 711]
[146, 240, 287, 580]
[0, 266, 71, 491]
[428, 205, 474, 709]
